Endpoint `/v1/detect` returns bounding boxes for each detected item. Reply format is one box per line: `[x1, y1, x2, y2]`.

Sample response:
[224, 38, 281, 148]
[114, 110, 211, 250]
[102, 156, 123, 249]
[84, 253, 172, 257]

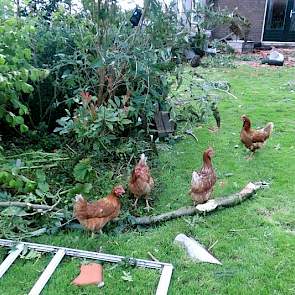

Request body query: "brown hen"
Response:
[74, 185, 125, 233]
[240, 115, 274, 157]
[190, 147, 217, 205]
[129, 153, 154, 211]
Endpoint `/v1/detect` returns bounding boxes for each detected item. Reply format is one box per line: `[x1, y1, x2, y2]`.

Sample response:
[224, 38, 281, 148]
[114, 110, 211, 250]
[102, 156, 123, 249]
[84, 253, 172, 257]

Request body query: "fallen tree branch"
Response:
[0, 201, 59, 211]
[48, 181, 269, 235]
[131, 181, 269, 226]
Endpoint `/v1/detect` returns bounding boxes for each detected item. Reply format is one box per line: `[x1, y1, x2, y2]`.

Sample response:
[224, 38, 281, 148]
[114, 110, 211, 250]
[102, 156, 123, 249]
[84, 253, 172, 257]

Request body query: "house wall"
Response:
[212, 0, 267, 42]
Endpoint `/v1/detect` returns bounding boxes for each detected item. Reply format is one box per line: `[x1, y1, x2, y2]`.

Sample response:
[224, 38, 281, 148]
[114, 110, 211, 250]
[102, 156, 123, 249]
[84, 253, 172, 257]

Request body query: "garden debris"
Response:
[261, 50, 284, 66]
[183, 49, 201, 67]
[210, 101, 221, 129]
[131, 181, 269, 226]
[185, 129, 198, 142]
[72, 263, 104, 287]
[205, 48, 217, 56]
[154, 111, 176, 138]
[147, 251, 160, 262]
[121, 271, 133, 282]
[236, 48, 295, 67]
[174, 234, 222, 265]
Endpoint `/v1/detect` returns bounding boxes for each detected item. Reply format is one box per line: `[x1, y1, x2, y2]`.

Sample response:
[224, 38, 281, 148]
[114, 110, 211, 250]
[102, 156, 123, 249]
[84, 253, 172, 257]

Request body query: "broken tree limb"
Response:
[131, 181, 269, 226]
[0, 201, 59, 211]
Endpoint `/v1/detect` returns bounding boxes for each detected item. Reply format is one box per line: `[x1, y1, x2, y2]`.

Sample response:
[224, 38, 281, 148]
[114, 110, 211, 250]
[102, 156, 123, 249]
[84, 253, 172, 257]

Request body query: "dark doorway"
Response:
[263, 0, 295, 41]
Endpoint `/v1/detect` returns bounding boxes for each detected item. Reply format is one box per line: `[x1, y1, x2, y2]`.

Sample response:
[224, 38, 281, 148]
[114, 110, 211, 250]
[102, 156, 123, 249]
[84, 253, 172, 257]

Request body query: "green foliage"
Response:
[0, 160, 38, 194]
[0, 151, 69, 238]
[192, 2, 233, 31]
[49, 5, 183, 144]
[54, 93, 133, 144]
[0, 17, 48, 131]
[73, 158, 93, 182]
[169, 68, 231, 127]
[229, 11, 251, 41]
[1, 66, 295, 295]
[201, 54, 236, 68]
[188, 2, 233, 50]
[210, 40, 235, 54]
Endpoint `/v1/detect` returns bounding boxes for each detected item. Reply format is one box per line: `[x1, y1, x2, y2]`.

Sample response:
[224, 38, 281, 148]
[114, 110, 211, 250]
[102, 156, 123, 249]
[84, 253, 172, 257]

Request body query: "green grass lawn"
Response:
[1, 65, 295, 294]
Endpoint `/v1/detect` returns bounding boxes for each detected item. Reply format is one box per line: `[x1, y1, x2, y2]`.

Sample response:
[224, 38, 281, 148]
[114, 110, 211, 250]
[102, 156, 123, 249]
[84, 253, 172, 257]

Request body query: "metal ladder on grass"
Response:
[0, 239, 173, 295]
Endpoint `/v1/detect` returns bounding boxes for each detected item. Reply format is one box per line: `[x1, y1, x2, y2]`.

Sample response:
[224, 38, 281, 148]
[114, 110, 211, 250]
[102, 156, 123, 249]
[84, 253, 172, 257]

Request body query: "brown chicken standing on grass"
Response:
[190, 147, 217, 205]
[129, 153, 154, 211]
[240, 115, 274, 159]
[74, 185, 125, 234]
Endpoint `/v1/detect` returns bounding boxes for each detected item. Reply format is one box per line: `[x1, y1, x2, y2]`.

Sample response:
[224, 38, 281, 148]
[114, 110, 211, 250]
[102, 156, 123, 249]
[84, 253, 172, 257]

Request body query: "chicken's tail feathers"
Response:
[74, 195, 88, 220]
[191, 171, 201, 186]
[75, 194, 84, 202]
[139, 153, 147, 165]
[264, 122, 274, 137]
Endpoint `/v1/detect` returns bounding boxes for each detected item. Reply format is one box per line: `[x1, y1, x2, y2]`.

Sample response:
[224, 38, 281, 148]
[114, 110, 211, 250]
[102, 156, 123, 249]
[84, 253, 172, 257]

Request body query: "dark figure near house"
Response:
[130, 7, 142, 27]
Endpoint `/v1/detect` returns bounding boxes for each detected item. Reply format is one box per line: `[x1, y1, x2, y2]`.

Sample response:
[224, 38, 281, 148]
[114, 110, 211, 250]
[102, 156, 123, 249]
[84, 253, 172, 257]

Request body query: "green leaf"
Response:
[19, 105, 29, 116]
[1, 206, 27, 217]
[91, 59, 103, 69]
[13, 116, 24, 126]
[30, 69, 39, 81]
[121, 119, 132, 125]
[21, 83, 34, 94]
[0, 54, 6, 65]
[22, 250, 42, 260]
[121, 271, 133, 282]
[20, 124, 29, 133]
[106, 122, 114, 131]
[23, 49, 31, 60]
[70, 183, 93, 195]
[106, 117, 118, 122]
[36, 170, 49, 192]
[73, 158, 93, 182]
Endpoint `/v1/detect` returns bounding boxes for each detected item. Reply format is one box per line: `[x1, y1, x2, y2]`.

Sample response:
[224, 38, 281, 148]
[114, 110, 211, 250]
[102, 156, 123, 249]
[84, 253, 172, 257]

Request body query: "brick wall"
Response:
[212, 0, 267, 42]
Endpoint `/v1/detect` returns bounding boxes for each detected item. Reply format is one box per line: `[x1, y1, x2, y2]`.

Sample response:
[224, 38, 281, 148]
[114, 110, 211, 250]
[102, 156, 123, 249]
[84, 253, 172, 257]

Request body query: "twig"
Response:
[208, 240, 219, 251]
[5, 151, 60, 159]
[185, 129, 198, 142]
[147, 251, 159, 262]
[25, 157, 70, 164]
[0, 201, 59, 211]
[214, 88, 238, 100]
[19, 163, 58, 170]
[117, 154, 134, 177]
[130, 181, 269, 226]
[66, 144, 77, 154]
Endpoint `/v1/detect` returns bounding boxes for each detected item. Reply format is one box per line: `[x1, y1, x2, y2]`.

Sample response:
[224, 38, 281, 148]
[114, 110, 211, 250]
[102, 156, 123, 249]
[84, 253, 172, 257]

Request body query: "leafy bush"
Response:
[0, 17, 48, 131]
[50, 2, 186, 147]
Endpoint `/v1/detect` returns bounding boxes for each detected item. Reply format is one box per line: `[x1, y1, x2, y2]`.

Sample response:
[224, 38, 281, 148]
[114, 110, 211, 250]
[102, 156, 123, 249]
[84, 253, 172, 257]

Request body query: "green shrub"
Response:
[0, 17, 48, 131]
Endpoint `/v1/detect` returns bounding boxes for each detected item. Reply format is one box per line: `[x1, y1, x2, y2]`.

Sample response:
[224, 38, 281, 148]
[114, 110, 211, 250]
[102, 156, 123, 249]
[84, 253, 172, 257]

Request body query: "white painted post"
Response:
[28, 249, 65, 295]
[155, 265, 174, 295]
[0, 243, 24, 278]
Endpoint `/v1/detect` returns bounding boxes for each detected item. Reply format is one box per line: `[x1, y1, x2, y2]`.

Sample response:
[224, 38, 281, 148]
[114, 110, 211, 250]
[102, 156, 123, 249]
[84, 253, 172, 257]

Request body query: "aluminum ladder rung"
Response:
[0, 243, 24, 278]
[28, 249, 65, 295]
